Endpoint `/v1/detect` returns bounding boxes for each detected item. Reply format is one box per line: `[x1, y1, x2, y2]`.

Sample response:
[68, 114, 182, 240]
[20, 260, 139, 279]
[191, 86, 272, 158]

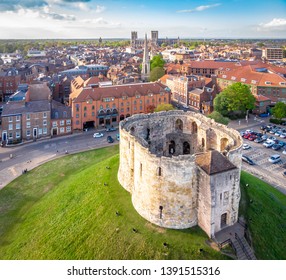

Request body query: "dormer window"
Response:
[222, 75, 227, 79]
[241, 78, 246, 82]
[231, 76, 236, 80]
[251, 80, 257, 84]
[265, 81, 271, 85]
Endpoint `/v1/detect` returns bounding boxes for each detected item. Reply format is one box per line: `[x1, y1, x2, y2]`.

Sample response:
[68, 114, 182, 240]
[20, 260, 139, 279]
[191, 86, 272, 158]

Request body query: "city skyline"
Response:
[0, 0, 285, 39]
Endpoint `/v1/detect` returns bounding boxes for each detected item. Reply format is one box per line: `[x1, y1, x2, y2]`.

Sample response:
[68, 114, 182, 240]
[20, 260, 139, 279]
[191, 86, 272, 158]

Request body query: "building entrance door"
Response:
[221, 213, 227, 228]
[33, 128, 38, 138]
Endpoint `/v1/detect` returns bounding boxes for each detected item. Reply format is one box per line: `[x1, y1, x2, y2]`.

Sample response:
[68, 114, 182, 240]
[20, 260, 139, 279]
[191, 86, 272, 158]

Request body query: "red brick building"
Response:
[0, 68, 21, 102]
[69, 82, 170, 130]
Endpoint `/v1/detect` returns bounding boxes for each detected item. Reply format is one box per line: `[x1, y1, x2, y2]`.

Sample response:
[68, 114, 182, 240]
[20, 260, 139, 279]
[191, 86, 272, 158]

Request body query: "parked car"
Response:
[242, 143, 251, 150]
[248, 135, 257, 141]
[106, 127, 117, 132]
[261, 135, 268, 141]
[254, 137, 263, 143]
[278, 141, 285, 148]
[268, 154, 281, 164]
[263, 140, 275, 148]
[93, 132, 104, 138]
[242, 155, 255, 165]
[282, 149, 286, 155]
[268, 136, 276, 141]
[107, 136, 114, 143]
[272, 144, 281, 151]
[116, 134, 120, 141]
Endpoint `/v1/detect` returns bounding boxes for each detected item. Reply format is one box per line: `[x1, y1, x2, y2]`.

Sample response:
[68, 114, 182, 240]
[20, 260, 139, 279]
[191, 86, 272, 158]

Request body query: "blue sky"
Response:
[0, 0, 285, 39]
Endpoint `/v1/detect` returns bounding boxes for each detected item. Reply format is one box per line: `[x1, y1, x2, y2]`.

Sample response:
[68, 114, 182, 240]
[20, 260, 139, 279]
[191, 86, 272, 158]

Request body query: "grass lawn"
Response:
[0, 145, 227, 260]
[240, 171, 286, 260]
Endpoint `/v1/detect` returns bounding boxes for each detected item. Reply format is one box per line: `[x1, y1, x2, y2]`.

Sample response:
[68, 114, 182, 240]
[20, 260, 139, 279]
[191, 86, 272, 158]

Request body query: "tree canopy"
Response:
[207, 111, 230, 125]
[149, 66, 165, 82]
[150, 55, 165, 71]
[154, 103, 174, 112]
[271, 102, 286, 120]
[214, 82, 256, 117]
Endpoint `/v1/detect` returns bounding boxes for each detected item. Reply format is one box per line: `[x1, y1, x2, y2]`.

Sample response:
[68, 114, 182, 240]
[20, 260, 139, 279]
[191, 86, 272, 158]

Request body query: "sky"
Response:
[0, 0, 285, 39]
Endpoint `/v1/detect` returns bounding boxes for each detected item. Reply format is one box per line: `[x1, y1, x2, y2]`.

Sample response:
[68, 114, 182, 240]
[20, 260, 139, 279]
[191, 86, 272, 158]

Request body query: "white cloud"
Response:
[177, 3, 221, 13]
[95, 5, 106, 13]
[260, 18, 286, 29]
[73, 2, 89, 11]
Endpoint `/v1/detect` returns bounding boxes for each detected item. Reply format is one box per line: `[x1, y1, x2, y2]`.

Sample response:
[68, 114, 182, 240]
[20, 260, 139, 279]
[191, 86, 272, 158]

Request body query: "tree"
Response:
[150, 55, 165, 71]
[154, 104, 174, 112]
[272, 102, 286, 120]
[149, 67, 165, 82]
[214, 82, 256, 117]
[146, 105, 156, 113]
[208, 111, 230, 125]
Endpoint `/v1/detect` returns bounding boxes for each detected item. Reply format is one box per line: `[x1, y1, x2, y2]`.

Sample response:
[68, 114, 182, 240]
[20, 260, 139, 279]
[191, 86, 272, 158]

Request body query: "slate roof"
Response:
[1, 100, 50, 116]
[195, 150, 237, 175]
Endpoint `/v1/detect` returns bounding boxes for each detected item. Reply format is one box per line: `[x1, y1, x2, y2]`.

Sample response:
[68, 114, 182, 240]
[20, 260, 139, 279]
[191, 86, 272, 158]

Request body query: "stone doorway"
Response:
[221, 213, 227, 228]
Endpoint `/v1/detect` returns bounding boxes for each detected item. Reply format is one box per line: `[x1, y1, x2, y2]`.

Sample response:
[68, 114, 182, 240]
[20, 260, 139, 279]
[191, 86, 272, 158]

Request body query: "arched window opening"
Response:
[120, 114, 125, 121]
[157, 167, 162, 176]
[192, 122, 198, 133]
[169, 140, 175, 155]
[220, 138, 229, 152]
[202, 138, 205, 148]
[183, 141, 190, 154]
[130, 127, 135, 135]
[175, 119, 183, 132]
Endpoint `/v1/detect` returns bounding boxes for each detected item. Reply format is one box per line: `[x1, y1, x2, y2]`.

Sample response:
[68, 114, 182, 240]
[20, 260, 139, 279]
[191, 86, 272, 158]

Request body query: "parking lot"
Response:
[239, 125, 286, 194]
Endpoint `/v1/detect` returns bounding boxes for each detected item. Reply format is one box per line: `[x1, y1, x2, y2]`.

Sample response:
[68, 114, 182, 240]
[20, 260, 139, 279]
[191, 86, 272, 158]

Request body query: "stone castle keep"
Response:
[118, 111, 243, 238]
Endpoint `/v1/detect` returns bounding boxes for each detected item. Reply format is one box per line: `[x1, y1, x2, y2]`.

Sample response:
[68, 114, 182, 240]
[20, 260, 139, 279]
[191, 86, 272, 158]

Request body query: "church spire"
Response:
[141, 33, 150, 82]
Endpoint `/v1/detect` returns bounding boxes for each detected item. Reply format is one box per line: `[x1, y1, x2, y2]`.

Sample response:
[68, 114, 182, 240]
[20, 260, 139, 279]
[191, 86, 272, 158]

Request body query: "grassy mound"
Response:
[0, 146, 227, 260]
[240, 171, 286, 260]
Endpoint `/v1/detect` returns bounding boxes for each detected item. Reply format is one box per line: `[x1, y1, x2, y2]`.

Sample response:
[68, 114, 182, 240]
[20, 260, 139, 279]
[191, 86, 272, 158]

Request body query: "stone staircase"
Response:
[232, 233, 256, 260]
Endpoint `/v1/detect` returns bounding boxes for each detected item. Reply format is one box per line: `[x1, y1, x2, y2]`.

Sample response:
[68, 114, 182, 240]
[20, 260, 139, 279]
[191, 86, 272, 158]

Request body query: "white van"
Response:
[268, 154, 281, 163]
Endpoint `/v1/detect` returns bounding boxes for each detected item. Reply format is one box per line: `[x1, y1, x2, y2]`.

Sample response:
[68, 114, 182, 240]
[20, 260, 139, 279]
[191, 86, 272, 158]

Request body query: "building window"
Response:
[76, 114, 79, 118]
[84, 106, 87, 111]
[60, 127, 65, 134]
[76, 120, 79, 125]
[60, 120, 65, 126]
[66, 126, 71, 132]
[84, 113, 87, 117]
[38, 129, 42, 135]
[157, 167, 162, 176]
[76, 104, 80, 112]
[16, 123, 20, 130]
[9, 116, 13, 122]
[63, 111, 67, 118]
[16, 132, 21, 139]
[26, 130, 31, 137]
[52, 121, 57, 127]
[43, 128, 47, 134]
[26, 114, 30, 120]
[26, 122, 31, 128]
[43, 112, 47, 118]
[43, 120, 47, 126]
[92, 111, 95, 116]
[134, 107, 137, 111]
[8, 132, 13, 139]
[92, 105, 95, 110]
[8, 124, 13, 130]
[16, 115, 20, 122]
[66, 119, 71, 125]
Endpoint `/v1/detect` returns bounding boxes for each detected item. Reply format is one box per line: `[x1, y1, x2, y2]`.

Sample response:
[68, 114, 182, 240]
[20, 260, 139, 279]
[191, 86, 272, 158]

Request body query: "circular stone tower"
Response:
[118, 111, 242, 237]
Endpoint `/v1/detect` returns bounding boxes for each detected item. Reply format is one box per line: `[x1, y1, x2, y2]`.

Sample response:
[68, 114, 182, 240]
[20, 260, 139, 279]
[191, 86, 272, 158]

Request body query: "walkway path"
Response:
[214, 221, 256, 260]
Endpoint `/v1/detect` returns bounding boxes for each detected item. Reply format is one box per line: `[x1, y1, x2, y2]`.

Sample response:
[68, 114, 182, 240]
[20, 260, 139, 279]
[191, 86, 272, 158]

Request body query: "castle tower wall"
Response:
[118, 111, 243, 235]
[131, 141, 198, 229]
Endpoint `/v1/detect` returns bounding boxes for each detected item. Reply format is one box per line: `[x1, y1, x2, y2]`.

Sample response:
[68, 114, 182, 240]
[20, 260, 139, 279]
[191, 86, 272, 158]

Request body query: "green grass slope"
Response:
[0, 146, 227, 260]
[240, 171, 286, 260]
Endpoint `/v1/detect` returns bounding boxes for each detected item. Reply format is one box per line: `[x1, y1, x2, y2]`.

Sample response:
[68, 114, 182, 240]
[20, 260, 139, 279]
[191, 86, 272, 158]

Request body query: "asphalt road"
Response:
[0, 129, 119, 189]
